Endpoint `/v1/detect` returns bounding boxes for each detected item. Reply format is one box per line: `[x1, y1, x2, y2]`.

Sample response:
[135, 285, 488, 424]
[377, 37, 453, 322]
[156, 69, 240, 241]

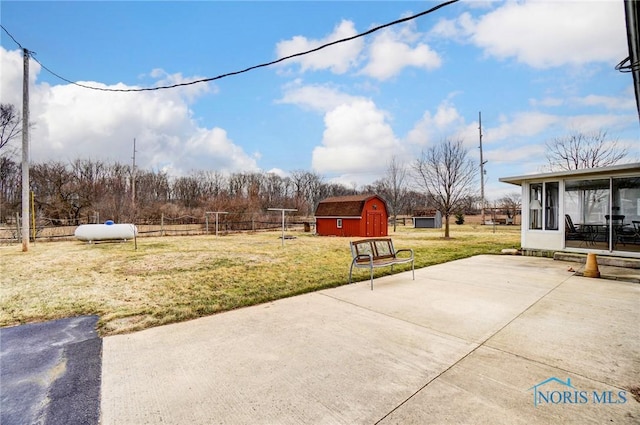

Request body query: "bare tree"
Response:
[498, 192, 521, 224]
[0, 104, 22, 153]
[172, 175, 203, 209]
[545, 130, 628, 171]
[103, 162, 131, 222]
[379, 156, 408, 232]
[31, 161, 76, 224]
[403, 189, 429, 217]
[290, 170, 324, 215]
[0, 157, 21, 222]
[316, 181, 356, 203]
[413, 139, 477, 238]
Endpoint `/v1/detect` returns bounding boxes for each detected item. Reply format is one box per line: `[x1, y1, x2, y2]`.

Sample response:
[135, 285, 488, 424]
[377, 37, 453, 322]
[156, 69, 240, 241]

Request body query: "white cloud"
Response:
[572, 94, 637, 111]
[266, 168, 288, 178]
[178, 128, 258, 172]
[276, 17, 442, 80]
[311, 99, 404, 176]
[485, 144, 546, 165]
[275, 20, 363, 74]
[147, 68, 219, 101]
[432, 1, 627, 69]
[429, 11, 475, 41]
[1, 49, 34, 106]
[324, 173, 378, 191]
[277, 80, 363, 113]
[279, 82, 411, 187]
[529, 97, 565, 108]
[0, 47, 258, 175]
[463, 1, 494, 10]
[486, 110, 636, 145]
[360, 26, 441, 80]
[475, 109, 638, 181]
[562, 114, 637, 134]
[486, 112, 561, 142]
[406, 100, 465, 146]
[530, 92, 637, 111]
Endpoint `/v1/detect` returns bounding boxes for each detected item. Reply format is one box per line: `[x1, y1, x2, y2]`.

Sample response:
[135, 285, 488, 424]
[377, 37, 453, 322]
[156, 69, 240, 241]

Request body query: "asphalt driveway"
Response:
[0, 315, 102, 425]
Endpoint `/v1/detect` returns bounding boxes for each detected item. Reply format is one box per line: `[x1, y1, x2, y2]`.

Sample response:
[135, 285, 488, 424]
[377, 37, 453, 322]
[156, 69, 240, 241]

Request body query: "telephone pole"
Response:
[131, 138, 136, 206]
[131, 138, 137, 249]
[479, 111, 487, 225]
[21, 48, 30, 252]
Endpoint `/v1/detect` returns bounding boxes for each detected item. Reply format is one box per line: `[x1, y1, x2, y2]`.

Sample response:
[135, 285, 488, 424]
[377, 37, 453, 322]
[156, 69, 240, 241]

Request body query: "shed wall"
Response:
[316, 218, 362, 237]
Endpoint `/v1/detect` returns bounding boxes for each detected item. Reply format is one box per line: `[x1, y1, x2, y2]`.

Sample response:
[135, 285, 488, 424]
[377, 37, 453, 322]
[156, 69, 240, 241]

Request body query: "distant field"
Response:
[0, 224, 521, 335]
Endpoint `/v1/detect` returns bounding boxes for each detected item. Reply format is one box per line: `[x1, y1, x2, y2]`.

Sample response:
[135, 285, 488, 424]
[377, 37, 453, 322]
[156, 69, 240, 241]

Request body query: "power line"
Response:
[1, 25, 24, 50]
[1, 0, 459, 93]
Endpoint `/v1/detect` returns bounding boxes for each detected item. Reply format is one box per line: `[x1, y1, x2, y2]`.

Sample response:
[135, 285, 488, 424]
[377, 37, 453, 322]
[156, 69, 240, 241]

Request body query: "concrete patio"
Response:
[100, 255, 640, 424]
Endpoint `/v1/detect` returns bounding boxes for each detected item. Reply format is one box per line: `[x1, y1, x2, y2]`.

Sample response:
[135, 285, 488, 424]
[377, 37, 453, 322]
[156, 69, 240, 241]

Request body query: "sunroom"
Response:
[499, 163, 640, 258]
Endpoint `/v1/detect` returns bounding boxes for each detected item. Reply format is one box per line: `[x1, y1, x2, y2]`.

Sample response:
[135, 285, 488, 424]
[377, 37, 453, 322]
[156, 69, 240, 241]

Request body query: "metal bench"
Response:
[349, 238, 414, 290]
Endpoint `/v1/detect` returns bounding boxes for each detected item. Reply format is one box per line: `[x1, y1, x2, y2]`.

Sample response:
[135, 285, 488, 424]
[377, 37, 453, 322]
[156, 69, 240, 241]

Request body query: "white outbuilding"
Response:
[500, 163, 640, 258]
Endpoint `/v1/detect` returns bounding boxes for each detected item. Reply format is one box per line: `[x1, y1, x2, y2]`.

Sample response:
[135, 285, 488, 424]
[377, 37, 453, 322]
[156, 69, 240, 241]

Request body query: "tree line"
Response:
[0, 157, 446, 227]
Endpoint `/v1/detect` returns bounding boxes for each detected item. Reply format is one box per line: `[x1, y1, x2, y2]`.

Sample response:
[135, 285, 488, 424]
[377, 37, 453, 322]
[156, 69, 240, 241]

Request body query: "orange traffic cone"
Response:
[583, 253, 600, 278]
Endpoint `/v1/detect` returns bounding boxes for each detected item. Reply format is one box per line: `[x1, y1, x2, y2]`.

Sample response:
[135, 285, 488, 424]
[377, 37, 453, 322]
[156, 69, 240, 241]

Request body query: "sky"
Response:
[1, 0, 638, 201]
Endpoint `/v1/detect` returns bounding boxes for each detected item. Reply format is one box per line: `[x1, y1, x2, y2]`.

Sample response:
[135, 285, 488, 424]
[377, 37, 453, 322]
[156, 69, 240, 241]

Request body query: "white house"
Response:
[500, 163, 640, 258]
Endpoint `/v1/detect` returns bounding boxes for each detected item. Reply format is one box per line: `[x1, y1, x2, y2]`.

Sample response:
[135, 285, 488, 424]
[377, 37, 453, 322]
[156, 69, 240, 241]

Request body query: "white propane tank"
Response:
[75, 220, 137, 242]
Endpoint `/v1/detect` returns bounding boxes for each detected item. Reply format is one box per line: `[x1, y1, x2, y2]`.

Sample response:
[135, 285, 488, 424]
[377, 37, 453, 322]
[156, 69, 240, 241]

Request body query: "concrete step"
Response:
[553, 252, 640, 269]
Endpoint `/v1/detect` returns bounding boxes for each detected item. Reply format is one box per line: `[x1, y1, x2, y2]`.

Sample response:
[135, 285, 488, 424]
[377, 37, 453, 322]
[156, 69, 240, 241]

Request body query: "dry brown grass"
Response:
[0, 225, 520, 335]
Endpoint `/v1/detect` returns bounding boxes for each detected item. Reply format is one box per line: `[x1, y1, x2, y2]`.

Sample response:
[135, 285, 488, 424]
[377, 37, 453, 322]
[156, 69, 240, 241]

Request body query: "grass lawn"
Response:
[0, 224, 521, 335]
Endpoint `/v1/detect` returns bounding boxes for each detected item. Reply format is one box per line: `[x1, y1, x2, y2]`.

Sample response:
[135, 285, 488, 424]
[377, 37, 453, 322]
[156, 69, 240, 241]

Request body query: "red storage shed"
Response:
[314, 194, 388, 237]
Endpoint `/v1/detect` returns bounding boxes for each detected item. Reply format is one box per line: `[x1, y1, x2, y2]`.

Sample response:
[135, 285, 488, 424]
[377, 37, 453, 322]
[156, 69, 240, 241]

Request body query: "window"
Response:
[564, 176, 639, 253]
[545, 182, 559, 230]
[565, 179, 609, 224]
[611, 177, 640, 252]
[529, 183, 542, 229]
[529, 182, 559, 230]
[337, 218, 342, 229]
[564, 179, 610, 250]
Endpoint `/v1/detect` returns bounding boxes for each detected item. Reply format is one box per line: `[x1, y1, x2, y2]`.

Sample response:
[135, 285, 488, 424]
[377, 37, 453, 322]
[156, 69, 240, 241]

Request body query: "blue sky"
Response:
[1, 0, 638, 200]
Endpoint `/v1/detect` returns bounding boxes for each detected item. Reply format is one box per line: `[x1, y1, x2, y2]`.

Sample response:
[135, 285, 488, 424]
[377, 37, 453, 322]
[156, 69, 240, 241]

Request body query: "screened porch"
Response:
[500, 163, 640, 258]
[563, 177, 640, 253]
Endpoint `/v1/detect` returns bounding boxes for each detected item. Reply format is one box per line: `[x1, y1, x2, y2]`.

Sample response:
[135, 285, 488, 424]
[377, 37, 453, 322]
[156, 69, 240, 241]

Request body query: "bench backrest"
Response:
[350, 238, 395, 263]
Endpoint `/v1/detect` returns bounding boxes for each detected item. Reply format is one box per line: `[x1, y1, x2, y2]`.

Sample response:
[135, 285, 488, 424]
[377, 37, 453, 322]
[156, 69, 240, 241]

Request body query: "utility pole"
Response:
[21, 48, 30, 252]
[131, 138, 137, 250]
[479, 111, 487, 225]
[131, 138, 136, 206]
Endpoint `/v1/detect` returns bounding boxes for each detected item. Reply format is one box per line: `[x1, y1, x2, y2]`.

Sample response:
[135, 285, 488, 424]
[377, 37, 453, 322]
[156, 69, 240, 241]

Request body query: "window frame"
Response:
[529, 181, 559, 231]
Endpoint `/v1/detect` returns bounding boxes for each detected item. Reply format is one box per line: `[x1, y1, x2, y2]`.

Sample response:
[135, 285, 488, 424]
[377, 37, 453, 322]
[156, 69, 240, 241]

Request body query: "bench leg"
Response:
[370, 266, 374, 290]
[349, 261, 355, 284]
[350, 260, 375, 290]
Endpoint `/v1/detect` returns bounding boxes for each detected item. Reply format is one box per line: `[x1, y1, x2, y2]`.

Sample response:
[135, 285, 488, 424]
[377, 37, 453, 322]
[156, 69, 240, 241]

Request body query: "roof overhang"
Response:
[499, 163, 640, 186]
